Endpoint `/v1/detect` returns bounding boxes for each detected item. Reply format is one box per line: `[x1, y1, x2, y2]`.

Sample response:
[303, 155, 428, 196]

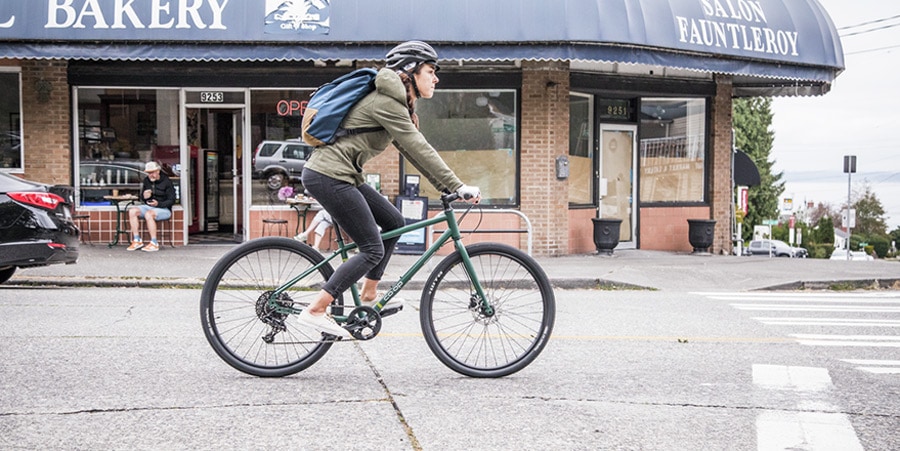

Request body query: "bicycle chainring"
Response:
[346, 306, 382, 340]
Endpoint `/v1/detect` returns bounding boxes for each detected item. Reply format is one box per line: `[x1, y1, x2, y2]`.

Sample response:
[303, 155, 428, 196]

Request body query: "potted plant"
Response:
[687, 219, 716, 254]
[592, 217, 622, 255]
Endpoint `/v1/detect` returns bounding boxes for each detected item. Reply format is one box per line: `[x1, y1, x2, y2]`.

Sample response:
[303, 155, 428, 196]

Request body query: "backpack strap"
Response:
[333, 126, 385, 140]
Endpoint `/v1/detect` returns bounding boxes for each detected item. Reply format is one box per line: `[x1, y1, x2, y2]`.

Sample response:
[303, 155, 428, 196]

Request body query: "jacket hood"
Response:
[374, 68, 408, 106]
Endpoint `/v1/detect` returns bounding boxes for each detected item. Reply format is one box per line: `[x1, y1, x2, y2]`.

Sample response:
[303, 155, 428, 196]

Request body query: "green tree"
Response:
[733, 97, 784, 241]
[851, 181, 888, 236]
[811, 215, 835, 245]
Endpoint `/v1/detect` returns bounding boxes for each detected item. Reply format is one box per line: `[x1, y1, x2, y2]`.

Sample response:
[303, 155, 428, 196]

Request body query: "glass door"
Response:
[598, 124, 637, 245]
[181, 89, 248, 242]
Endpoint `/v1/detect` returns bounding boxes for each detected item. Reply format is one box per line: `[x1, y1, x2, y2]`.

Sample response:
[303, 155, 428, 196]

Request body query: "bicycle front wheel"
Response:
[420, 243, 555, 378]
[200, 237, 343, 377]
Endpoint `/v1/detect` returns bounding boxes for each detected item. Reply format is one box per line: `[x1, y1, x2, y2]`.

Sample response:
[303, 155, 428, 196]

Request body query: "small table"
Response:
[103, 195, 139, 247]
[285, 197, 322, 236]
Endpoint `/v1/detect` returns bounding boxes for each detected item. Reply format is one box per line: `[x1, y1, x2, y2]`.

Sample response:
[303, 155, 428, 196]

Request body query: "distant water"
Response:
[780, 171, 900, 231]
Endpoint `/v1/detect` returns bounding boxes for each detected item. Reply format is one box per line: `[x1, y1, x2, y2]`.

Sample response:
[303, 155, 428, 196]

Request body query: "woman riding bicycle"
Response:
[298, 40, 481, 338]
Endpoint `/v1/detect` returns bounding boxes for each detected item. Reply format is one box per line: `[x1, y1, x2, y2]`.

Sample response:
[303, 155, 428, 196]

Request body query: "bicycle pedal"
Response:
[379, 305, 403, 318]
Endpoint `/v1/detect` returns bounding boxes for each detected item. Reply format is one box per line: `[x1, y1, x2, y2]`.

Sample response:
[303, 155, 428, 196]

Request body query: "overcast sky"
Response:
[771, 0, 900, 231]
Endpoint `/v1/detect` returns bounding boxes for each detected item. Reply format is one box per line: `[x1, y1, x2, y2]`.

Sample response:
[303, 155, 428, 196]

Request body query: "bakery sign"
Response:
[676, 0, 799, 58]
[0, 0, 330, 39]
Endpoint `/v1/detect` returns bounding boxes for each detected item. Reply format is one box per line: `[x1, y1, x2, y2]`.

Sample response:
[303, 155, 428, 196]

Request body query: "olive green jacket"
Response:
[304, 68, 463, 192]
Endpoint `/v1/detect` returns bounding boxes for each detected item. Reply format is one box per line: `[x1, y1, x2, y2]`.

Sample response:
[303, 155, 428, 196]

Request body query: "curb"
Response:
[11, 276, 898, 292]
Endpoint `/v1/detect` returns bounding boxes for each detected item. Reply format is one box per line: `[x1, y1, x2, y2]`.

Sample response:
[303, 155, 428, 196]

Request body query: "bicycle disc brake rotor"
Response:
[468, 294, 498, 325]
[346, 306, 382, 340]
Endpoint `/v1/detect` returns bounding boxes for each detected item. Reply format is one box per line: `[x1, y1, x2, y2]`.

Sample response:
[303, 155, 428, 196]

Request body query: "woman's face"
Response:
[414, 64, 439, 99]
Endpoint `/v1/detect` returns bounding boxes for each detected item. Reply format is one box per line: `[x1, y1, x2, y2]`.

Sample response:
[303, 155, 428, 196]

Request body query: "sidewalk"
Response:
[10, 242, 900, 292]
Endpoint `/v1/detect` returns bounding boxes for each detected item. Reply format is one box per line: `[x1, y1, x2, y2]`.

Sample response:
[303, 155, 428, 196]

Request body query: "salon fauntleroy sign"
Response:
[676, 0, 799, 57]
[0, 0, 808, 62]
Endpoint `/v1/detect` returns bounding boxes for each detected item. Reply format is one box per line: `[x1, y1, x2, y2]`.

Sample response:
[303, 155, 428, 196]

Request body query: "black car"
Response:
[0, 172, 79, 284]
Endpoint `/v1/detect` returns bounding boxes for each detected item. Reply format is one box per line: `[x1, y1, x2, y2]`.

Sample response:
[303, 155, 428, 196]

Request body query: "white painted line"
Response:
[756, 411, 864, 451]
[752, 364, 833, 391]
[719, 297, 900, 304]
[754, 318, 900, 323]
[731, 304, 900, 312]
[698, 291, 900, 299]
[792, 334, 900, 340]
[840, 359, 900, 365]
[857, 367, 900, 374]
[796, 340, 900, 347]
[754, 317, 900, 327]
[792, 334, 900, 347]
[753, 365, 864, 451]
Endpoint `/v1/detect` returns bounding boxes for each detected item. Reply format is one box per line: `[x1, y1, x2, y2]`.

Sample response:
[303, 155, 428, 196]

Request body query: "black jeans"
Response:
[301, 168, 406, 299]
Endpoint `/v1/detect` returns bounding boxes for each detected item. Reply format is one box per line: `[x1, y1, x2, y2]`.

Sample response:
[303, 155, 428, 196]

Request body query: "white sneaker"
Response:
[297, 309, 351, 339]
[293, 232, 309, 242]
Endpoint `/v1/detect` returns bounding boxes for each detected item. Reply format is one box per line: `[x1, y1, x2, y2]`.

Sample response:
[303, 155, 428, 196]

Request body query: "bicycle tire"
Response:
[420, 243, 555, 378]
[200, 237, 343, 377]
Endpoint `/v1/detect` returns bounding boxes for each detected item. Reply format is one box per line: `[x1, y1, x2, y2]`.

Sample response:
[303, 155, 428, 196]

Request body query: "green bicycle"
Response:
[200, 192, 555, 378]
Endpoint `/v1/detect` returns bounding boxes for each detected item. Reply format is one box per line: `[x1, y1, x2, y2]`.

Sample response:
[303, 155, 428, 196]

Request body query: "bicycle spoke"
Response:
[421, 243, 555, 378]
[201, 238, 341, 377]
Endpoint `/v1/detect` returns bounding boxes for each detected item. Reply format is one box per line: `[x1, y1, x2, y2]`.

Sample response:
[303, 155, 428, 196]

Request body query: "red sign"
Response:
[276, 99, 307, 117]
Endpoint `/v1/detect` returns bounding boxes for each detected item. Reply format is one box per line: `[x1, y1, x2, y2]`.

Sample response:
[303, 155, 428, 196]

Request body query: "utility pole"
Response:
[843, 155, 856, 261]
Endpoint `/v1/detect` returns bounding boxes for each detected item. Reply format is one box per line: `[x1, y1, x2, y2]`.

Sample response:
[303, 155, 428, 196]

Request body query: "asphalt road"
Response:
[1, 286, 898, 450]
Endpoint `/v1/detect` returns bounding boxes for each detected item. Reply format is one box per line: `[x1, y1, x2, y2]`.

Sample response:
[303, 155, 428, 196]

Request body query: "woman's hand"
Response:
[456, 185, 481, 204]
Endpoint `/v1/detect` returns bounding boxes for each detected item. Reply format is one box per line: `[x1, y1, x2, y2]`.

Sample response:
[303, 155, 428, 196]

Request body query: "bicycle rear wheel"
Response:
[420, 243, 555, 378]
[200, 237, 343, 377]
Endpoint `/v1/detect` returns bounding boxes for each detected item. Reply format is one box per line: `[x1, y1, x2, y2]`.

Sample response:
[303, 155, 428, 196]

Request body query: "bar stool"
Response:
[262, 218, 289, 237]
[74, 213, 92, 245]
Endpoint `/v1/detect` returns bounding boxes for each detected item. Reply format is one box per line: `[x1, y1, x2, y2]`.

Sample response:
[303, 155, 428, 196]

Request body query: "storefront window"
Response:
[249, 89, 313, 205]
[0, 69, 23, 171]
[74, 88, 180, 206]
[568, 93, 593, 205]
[409, 90, 518, 206]
[639, 98, 706, 203]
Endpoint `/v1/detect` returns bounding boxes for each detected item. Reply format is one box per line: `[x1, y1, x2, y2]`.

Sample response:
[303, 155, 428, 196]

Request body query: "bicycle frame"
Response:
[268, 195, 493, 322]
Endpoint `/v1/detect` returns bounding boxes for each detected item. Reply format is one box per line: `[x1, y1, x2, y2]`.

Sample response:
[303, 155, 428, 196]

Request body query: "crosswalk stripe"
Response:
[731, 304, 900, 312]
[840, 359, 900, 374]
[697, 292, 900, 299]
[752, 365, 863, 450]
[840, 359, 900, 365]
[792, 334, 900, 347]
[754, 317, 900, 327]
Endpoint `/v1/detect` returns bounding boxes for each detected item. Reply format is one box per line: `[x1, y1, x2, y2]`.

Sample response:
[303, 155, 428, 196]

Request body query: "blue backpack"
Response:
[301, 68, 384, 147]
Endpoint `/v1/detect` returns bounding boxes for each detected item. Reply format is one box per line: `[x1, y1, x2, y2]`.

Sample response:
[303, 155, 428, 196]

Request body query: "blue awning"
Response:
[0, 0, 843, 94]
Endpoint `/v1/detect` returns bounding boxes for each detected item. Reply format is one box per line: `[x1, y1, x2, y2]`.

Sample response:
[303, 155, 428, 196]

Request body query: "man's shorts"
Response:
[136, 204, 172, 221]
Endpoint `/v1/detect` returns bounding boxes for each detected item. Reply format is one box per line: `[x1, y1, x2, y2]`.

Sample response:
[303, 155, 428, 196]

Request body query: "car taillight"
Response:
[8, 192, 65, 210]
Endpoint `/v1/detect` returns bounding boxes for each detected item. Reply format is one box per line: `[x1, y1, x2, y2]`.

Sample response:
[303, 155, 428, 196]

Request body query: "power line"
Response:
[837, 13, 900, 31]
[841, 21, 900, 38]
[846, 43, 900, 55]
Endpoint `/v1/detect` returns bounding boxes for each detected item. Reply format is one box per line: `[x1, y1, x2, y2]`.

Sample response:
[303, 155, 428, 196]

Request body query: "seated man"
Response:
[127, 161, 176, 252]
[294, 209, 334, 250]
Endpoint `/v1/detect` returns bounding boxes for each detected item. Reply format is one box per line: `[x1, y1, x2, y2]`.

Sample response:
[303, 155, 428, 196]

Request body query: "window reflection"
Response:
[75, 88, 181, 206]
[568, 93, 593, 205]
[639, 98, 706, 203]
[410, 90, 518, 206]
[0, 70, 23, 170]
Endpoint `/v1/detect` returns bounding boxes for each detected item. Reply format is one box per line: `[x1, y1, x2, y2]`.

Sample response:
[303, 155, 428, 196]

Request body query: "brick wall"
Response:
[20, 60, 71, 185]
[521, 60, 570, 256]
[710, 74, 734, 254]
[639, 206, 711, 252]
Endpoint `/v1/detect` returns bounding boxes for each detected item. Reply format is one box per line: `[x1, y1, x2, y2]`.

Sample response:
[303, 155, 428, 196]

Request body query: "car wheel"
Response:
[0, 266, 16, 285]
[266, 172, 286, 191]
